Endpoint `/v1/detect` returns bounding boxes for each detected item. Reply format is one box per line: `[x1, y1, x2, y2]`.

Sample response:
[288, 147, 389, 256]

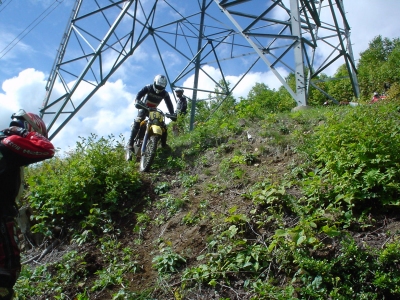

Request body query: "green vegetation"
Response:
[14, 35, 400, 299]
[25, 134, 142, 237]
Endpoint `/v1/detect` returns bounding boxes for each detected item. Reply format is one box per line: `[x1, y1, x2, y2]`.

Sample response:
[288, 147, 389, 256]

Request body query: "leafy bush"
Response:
[236, 83, 294, 119]
[14, 55, 400, 298]
[301, 101, 400, 214]
[26, 134, 142, 234]
[152, 247, 186, 274]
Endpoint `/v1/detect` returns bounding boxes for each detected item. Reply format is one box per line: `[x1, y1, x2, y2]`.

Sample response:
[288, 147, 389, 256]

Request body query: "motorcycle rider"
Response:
[0, 109, 55, 299]
[174, 88, 188, 115]
[370, 92, 381, 104]
[127, 75, 176, 160]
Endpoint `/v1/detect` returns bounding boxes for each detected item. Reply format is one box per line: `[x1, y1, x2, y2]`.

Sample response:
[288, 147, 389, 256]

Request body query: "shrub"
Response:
[301, 101, 400, 214]
[26, 134, 142, 235]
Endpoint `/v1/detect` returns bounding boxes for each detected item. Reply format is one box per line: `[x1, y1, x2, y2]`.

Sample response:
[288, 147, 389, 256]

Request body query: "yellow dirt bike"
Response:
[127, 102, 175, 172]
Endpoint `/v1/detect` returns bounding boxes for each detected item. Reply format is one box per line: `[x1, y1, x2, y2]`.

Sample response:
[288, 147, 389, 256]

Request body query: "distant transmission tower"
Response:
[41, 0, 359, 140]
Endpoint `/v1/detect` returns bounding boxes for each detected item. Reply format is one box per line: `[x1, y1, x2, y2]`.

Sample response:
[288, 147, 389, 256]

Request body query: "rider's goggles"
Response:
[10, 109, 42, 134]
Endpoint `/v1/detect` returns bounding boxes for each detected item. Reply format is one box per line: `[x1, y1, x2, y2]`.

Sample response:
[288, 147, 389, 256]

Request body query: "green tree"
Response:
[192, 96, 211, 125]
[236, 82, 295, 120]
[273, 72, 307, 110]
[273, 71, 329, 108]
[209, 80, 236, 118]
[381, 38, 400, 86]
[325, 64, 354, 102]
[307, 72, 333, 106]
[191, 80, 236, 126]
[357, 35, 400, 99]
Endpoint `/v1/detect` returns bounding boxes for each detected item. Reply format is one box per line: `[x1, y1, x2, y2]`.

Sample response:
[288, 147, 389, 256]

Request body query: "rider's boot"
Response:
[160, 132, 170, 150]
[128, 127, 139, 149]
[126, 127, 139, 161]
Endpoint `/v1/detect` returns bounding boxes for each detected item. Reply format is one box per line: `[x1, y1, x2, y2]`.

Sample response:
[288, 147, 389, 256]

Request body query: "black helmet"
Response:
[153, 75, 167, 94]
[174, 88, 184, 94]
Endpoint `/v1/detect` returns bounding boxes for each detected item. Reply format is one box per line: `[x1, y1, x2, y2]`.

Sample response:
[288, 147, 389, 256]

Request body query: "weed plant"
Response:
[24, 134, 142, 235]
[14, 93, 400, 299]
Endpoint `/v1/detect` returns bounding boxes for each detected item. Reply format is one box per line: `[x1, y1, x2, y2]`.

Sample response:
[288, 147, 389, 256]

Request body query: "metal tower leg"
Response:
[40, 0, 360, 139]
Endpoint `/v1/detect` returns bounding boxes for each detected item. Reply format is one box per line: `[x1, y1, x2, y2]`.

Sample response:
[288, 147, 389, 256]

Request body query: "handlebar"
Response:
[165, 113, 176, 120]
[135, 102, 148, 110]
[135, 102, 176, 120]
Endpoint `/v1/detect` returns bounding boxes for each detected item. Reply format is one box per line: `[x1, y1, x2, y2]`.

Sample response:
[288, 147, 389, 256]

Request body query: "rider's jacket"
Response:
[136, 84, 175, 115]
[0, 130, 55, 217]
[176, 95, 188, 114]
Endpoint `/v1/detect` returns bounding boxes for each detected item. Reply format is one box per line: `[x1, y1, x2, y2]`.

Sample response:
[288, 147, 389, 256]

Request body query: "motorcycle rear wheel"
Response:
[140, 135, 160, 172]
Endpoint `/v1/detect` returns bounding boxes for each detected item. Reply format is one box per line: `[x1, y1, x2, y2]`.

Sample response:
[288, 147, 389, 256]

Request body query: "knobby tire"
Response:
[140, 135, 159, 172]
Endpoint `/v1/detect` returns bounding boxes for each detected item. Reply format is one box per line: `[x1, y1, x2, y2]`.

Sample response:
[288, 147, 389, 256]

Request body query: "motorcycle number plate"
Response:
[149, 111, 163, 122]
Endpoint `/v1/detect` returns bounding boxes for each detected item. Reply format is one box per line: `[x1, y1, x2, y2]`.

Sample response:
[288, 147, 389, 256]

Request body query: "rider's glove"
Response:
[170, 113, 177, 122]
[135, 99, 143, 109]
[2, 126, 28, 137]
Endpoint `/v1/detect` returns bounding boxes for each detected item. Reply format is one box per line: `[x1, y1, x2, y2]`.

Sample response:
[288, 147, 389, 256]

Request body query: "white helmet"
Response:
[153, 75, 167, 94]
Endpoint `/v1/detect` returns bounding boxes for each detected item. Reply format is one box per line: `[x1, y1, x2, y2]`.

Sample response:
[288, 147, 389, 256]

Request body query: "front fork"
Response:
[141, 124, 163, 155]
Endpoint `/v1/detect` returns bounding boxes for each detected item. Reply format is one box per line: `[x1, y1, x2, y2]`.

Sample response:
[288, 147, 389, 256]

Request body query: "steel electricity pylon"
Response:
[40, 0, 359, 140]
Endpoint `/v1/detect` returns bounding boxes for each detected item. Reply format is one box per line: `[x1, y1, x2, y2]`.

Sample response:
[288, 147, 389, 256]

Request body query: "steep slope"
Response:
[17, 103, 400, 299]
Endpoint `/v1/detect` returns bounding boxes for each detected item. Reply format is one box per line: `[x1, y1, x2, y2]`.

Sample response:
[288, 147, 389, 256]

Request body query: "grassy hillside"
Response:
[15, 97, 400, 299]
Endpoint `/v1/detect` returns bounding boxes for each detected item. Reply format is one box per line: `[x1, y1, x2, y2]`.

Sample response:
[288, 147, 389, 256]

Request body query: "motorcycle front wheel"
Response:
[140, 135, 160, 172]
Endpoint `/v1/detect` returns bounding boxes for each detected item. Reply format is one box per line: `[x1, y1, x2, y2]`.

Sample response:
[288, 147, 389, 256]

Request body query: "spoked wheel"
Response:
[140, 135, 160, 172]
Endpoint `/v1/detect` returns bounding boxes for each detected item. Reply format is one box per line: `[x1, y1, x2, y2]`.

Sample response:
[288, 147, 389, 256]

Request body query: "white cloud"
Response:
[0, 68, 137, 154]
[179, 65, 288, 102]
[345, 1, 400, 62]
[0, 69, 47, 128]
[49, 79, 138, 154]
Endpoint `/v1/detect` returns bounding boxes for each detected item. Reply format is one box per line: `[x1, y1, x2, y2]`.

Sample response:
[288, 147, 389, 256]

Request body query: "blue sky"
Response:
[1, 0, 400, 154]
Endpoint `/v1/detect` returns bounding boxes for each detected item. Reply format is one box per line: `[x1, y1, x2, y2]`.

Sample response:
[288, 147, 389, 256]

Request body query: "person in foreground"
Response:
[0, 109, 55, 299]
[126, 74, 176, 159]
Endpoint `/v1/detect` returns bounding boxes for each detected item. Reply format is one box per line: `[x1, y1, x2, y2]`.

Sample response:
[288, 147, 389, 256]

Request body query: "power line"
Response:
[0, 0, 63, 60]
[0, 0, 15, 13]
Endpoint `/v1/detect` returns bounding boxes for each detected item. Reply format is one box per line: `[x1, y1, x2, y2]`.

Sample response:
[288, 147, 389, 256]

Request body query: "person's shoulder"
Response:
[163, 90, 171, 97]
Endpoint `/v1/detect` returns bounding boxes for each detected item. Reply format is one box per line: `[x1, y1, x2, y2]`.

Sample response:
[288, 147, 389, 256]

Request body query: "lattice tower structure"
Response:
[40, 0, 359, 139]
